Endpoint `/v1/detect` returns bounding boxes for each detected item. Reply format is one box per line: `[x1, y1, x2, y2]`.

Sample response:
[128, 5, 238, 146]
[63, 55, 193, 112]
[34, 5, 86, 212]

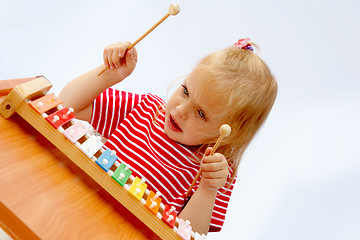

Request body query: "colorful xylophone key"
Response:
[29, 93, 62, 114]
[162, 205, 177, 228]
[145, 191, 162, 215]
[177, 219, 192, 240]
[112, 163, 132, 187]
[96, 149, 118, 172]
[79, 133, 104, 158]
[62, 121, 90, 143]
[129, 177, 147, 200]
[45, 107, 75, 128]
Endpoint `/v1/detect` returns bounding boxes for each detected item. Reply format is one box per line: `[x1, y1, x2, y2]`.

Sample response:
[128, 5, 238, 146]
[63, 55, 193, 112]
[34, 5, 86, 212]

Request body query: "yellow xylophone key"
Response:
[129, 177, 147, 200]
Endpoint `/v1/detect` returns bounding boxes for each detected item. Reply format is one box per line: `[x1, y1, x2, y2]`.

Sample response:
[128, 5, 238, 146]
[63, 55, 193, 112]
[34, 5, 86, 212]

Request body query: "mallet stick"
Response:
[98, 3, 180, 76]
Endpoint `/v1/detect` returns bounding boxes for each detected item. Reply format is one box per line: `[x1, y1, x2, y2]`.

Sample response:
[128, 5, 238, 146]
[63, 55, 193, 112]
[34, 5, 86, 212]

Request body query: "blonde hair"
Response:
[197, 45, 278, 185]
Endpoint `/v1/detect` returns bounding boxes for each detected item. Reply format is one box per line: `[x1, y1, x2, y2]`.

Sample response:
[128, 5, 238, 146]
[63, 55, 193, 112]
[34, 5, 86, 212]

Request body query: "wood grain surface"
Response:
[0, 77, 36, 96]
[0, 114, 156, 240]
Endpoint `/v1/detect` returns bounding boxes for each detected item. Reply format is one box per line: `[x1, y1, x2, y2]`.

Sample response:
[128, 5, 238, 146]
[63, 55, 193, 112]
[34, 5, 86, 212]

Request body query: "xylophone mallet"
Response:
[98, 3, 180, 76]
[185, 124, 231, 198]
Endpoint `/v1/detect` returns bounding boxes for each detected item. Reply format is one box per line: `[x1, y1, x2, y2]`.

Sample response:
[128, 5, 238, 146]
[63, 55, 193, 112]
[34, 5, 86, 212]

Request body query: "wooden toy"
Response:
[0, 76, 37, 96]
[98, 3, 180, 76]
[0, 77, 206, 240]
[186, 124, 231, 198]
[0, 107, 153, 240]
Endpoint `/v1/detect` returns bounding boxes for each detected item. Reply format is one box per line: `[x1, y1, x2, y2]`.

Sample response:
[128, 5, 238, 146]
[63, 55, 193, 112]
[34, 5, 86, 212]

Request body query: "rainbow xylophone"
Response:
[0, 76, 207, 240]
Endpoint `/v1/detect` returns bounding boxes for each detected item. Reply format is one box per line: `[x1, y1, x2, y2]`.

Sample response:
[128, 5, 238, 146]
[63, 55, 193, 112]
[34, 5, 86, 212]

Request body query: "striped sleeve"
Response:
[90, 88, 144, 139]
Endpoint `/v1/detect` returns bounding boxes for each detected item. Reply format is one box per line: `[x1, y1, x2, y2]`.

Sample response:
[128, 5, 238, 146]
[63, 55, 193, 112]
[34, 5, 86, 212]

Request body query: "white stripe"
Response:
[217, 189, 233, 198]
[212, 208, 227, 216]
[108, 88, 116, 137]
[102, 88, 109, 136]
[116, 90, 122, 130]
[213, 204, 228, 212]
[94, 94, 102, 132]
[123, 92, 128, 124]
[210, 222, 224, 229]
[90, 99, 96, 127]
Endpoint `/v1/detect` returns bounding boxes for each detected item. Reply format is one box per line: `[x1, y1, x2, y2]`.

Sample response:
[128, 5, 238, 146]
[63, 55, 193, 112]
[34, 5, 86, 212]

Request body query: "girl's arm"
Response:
[179, 147, 229, 234]
[59, 41, 138, 122]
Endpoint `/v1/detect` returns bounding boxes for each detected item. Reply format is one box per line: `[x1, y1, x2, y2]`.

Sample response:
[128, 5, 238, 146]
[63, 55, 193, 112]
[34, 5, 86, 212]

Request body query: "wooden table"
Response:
[0, 110, 156, 239]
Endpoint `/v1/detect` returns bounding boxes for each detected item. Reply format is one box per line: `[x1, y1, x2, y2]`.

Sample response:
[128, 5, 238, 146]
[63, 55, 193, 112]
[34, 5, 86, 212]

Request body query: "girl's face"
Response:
[164, 67, 223, 146]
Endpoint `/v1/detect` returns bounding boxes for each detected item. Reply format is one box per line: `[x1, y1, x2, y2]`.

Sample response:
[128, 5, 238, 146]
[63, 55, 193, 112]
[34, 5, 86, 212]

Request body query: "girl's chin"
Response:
[165, 131, 201, 146]
[164, 127, 185, 144]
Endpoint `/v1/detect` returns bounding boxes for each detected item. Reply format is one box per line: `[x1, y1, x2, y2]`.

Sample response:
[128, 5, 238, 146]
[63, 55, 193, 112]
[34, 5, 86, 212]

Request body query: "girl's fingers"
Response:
[199, 149, 229, 190]
[125, 49, 137, 71]
[202, 152, 224, 163]
[201, 170, 227, 179]
[107, 48, 114, 69]
[103, 48, 110, 68]
[201, 161, 223, 172]
[103, 42, 131, 69]
[112, 48, 120, 68]
[117, 45, 126, 59]
[201, 153, 229, 177]
[204, 147, 212, 156]
[130, 47, 138, 63]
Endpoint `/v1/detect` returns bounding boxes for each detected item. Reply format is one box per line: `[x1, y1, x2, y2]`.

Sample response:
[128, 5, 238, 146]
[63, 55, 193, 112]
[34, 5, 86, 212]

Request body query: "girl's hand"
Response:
[199, 147, 229, 192]
[103, 41, 138, 79]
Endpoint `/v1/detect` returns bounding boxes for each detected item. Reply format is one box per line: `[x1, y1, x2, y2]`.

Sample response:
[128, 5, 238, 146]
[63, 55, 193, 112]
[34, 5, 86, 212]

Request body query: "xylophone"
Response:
[0, 76, 206, 240]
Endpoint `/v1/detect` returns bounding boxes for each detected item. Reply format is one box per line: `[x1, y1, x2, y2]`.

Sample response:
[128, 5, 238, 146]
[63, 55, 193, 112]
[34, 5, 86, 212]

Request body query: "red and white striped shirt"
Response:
[91, 88, 236, 232]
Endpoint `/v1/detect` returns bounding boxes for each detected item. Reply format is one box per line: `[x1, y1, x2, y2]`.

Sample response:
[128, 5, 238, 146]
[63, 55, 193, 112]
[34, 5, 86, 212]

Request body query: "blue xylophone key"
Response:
[96, 149, 118, 172]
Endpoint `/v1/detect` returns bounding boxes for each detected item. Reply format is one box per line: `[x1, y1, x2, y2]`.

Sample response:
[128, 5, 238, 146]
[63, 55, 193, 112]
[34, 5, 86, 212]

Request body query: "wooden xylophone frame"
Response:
[0, 77, 204, 240]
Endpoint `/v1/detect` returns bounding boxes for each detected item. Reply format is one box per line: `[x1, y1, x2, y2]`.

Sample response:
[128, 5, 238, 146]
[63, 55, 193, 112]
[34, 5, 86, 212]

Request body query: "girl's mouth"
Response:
[168, 115, 182, 132]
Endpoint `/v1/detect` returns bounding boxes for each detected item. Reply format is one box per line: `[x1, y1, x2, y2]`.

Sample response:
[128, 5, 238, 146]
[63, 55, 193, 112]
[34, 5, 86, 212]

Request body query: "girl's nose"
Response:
[176, 103, 188, 120]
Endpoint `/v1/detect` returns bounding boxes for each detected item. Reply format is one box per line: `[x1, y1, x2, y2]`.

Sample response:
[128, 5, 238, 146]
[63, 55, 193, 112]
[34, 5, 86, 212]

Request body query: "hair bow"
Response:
[234, 38, 254, 51]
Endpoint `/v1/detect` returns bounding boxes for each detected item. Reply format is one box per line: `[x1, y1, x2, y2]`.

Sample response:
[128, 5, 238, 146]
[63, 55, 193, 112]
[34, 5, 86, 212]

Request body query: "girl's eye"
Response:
[197, 109, 206, 120]
[182, 84, 189, 96]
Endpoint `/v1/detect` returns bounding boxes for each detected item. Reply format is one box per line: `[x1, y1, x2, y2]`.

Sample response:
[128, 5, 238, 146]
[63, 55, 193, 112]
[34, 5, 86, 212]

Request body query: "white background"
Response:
[1, 0, 359, 239]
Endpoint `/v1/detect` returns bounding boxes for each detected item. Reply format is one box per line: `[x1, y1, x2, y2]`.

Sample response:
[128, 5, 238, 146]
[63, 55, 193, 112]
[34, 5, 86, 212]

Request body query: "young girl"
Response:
[59, 38, 277, 234]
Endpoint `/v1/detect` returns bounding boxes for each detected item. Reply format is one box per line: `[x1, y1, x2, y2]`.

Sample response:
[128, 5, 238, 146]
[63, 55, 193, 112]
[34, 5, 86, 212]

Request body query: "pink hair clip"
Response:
[234, 38, 253, 51]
